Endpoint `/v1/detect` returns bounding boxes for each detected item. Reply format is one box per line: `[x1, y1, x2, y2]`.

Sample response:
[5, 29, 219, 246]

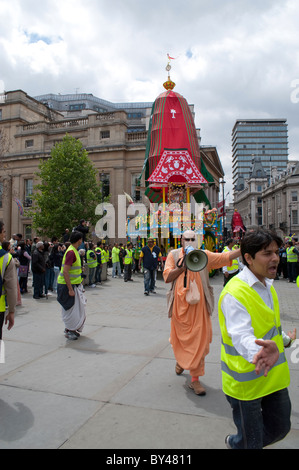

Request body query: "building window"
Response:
[24, 179, 33, 207]
[100, 130, 110, 139]
[100, 172, 110, 198]
[292, 210, 298, 225]
[0, 109, 2, 120]
[291, 191, 298, 202]
[131, 173, 141, 202]
[0, 181, 2, 208]
[24, 224, 32, 240]
[25, 139, 34, 148]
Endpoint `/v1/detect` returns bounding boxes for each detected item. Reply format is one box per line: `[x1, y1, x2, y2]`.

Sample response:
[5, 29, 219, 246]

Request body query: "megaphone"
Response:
[185, 246, 208, 272]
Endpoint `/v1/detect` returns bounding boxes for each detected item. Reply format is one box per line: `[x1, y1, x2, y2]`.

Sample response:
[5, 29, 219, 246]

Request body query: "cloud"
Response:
[0, 0, 299, 195]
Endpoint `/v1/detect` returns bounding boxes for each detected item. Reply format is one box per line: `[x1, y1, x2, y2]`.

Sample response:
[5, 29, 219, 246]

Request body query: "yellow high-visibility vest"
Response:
[218, 277, 290, 400]
[0, 246, 12, 311]
[57, 245, 82, 285]
[86, 250, 97, 269]
[124, 249, 133, 265]
[223, 246, 239, 273]
[286, 247, 297, 263]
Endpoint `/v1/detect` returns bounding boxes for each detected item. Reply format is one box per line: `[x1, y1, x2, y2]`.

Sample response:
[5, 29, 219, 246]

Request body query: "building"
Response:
[0, 89, 224, 240]
[262, 161, 299, 239]
[234, 157, 268, 231]
[232, 119, 288, 192]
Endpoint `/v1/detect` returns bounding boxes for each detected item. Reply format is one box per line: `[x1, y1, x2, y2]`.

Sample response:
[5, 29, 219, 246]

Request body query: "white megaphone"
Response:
[184, 246, 208, 272]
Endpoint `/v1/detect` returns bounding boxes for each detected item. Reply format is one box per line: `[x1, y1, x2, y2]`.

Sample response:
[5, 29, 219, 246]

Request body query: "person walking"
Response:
[139, 237, 163, 295]
[219, 229, 295, 449]
[57, 231, 86, 340]
[163, 230, 241, 396]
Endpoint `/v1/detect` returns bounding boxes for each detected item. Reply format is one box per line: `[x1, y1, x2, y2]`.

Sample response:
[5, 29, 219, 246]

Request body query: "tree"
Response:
[31, 134, 104, 239]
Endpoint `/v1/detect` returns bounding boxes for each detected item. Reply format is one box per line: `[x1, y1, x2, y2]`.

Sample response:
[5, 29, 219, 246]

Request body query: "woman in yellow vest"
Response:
[219, 229, 296, 449]
[57, 231, 86, 340]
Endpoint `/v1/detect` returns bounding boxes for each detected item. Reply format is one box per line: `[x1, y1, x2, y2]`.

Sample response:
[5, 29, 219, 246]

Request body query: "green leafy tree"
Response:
[31, 134, 104, 239]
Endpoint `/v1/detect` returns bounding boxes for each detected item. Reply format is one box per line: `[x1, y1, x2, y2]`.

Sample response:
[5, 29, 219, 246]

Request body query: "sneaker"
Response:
[89, 284, 96, 288]
[144, 291, 149, 296]
[150, 290, 157, 294]
[64, 329, 79, 340]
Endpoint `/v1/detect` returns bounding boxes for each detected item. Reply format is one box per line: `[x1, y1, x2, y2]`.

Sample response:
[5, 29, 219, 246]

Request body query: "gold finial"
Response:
[163, 54, 176, 90]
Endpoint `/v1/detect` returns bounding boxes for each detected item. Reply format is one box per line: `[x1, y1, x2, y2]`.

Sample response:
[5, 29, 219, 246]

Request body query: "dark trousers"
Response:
[124, 264, 132, 281]
[0, 311, 4, 340]
[33, 272, 45, 298]
[226, 388, 291, 449]
[287, 262, 297, 282]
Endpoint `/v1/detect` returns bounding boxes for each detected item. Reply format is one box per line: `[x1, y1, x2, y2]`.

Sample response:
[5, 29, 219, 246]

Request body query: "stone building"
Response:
[262, 161, 299, 239]
[234, 157, 268, 230]
[0, 89, 224, 240]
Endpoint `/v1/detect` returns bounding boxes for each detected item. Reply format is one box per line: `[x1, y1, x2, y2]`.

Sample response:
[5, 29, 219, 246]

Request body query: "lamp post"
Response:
[220, 178, 226, 242]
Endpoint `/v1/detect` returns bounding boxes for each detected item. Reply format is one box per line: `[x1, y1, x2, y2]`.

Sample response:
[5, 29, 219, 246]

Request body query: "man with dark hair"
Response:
[219, 229, 296, 449]
[57, 231, 86, 340]
[0, 222, 17, 340]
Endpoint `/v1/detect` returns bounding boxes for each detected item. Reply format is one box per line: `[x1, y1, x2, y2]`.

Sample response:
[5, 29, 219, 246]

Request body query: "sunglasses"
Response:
[183, 238, 195, 242]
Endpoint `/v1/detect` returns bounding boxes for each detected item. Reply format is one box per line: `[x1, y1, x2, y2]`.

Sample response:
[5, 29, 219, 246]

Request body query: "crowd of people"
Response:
[0, 219, 298, 449]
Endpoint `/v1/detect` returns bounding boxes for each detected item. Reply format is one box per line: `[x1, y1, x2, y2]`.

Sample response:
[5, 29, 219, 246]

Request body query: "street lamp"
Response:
[220, 178, 226, 241]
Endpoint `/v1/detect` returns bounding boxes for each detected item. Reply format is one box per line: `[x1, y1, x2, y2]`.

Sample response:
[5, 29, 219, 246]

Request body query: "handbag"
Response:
[18, 265, 28, 278]
[186, 279, 201, 305]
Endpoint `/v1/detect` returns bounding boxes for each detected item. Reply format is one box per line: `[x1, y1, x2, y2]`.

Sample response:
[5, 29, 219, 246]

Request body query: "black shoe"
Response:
[144, 291, 149, 296]
[33, 296, 40, 299]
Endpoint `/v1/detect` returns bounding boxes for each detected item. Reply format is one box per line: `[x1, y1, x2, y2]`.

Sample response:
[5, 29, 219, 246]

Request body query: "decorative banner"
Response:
[148, 149, 207, 185]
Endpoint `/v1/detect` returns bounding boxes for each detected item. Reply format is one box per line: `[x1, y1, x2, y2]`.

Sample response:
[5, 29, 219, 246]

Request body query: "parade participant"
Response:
[112, 243, 122, 278]
[219, 229, 295, 449]
[286, 240, 299, 283]
[163, 230, 241, 396]
[124, 242, 133, 282]
[139, 237, 163, 295]
[57, 231, 86, 340]
[86, 242, 97, 287]
[222, 238, 241, 286]
[0, 222, 17, 340]
[94, 241, 102, 284]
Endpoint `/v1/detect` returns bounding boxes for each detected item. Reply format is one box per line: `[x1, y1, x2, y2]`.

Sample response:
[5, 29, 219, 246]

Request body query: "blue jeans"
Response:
[144, 268, 157, 293]
[112, 261, 121, 277]
[226, 388, 291, 449]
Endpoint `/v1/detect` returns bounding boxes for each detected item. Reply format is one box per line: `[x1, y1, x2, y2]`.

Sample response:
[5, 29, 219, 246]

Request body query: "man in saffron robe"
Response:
[163, 230, 241, 396]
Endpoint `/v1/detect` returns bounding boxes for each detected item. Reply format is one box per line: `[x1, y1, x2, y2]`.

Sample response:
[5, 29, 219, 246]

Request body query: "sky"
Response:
[0, 0, 299, 202]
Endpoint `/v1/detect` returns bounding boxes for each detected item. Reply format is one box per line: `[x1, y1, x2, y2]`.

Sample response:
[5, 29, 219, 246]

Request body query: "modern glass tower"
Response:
[232, 119, 288, 191]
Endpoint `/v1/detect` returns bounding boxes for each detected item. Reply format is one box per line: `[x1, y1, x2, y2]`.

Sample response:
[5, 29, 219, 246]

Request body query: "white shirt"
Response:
[221, 266, 289, 363]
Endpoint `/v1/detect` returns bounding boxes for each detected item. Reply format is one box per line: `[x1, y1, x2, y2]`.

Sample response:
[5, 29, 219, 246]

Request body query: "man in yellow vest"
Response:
[57, 231, 86, 340]
[0, 222, 17, 342]
[86, 242, 97, 287]
[124, 242, 133, 282]
[286, 240, 299, 283]
[219, 229, 296, 449]
[222, 238, 241, 286]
